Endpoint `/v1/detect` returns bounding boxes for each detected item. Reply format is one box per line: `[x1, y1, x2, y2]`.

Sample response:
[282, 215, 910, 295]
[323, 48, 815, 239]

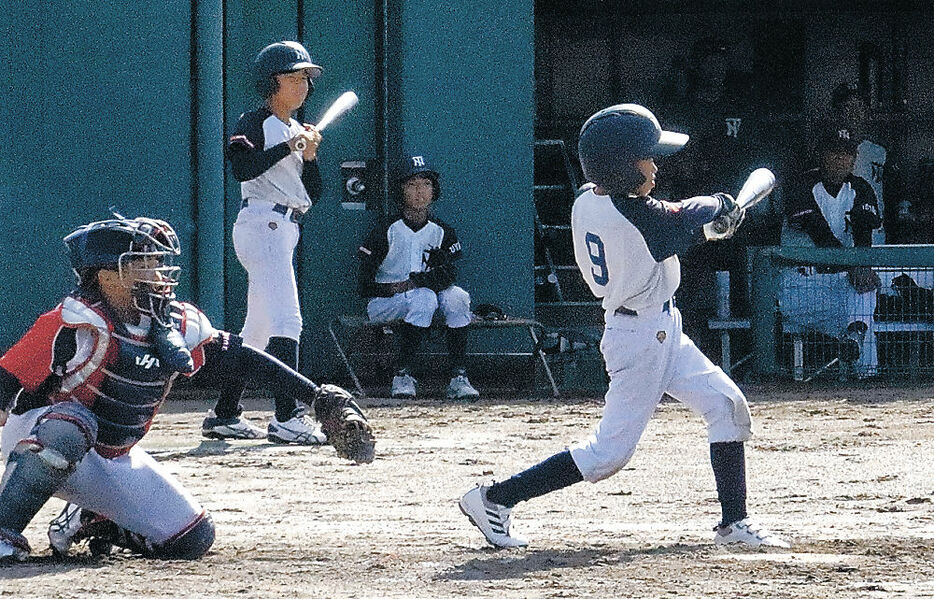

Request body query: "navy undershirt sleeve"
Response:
[612, 194, 723, 262]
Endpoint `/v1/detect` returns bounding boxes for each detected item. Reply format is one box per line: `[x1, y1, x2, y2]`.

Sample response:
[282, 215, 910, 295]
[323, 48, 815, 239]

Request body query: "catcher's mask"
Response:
[64, 217, 182, 325]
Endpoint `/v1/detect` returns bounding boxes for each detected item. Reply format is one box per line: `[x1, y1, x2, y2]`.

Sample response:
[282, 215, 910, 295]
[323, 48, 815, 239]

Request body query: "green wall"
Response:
[1, 0, 536, 380]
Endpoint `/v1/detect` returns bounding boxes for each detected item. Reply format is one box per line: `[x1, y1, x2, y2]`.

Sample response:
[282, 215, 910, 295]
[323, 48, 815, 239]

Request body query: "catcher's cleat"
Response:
[48, 503, 115, 557]
[458, 484, 529, 549]
[267, 414, 327, 445]
[0, 530, 30, 564]
[446, 372, 480, 402]
[201, 409, 266, 440]
[714, 518, 790, 549]
[391, 371, 416, 399]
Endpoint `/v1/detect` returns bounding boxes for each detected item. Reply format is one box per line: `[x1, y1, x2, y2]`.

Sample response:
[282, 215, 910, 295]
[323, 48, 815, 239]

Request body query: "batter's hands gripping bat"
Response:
[707, 168, 776, 238]
[295, 91, 359, 151]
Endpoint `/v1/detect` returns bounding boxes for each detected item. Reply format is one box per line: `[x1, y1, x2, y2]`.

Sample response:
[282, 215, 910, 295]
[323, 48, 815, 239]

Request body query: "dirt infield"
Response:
[2, 384, 934, 598]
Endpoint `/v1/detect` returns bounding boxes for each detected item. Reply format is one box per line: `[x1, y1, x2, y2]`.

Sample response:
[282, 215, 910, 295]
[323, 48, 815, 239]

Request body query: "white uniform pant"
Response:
[366, 286, 472, 329]
[1, 408, 204, 545]
[569, 305, 752, 483]
[233, 204, 303, 348]
[779, 268, 878, 373]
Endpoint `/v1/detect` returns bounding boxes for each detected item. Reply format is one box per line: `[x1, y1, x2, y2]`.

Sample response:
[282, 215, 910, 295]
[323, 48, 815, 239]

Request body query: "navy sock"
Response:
[446, 326, 468, 373]
[486, 450, 584, 508]
[266, 337, 302, 421]
[710, 441, 747, 526]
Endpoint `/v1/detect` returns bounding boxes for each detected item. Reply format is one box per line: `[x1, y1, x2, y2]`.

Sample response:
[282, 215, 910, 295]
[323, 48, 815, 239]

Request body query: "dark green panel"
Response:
[297, 1, 378, 375]
[1, 2, 193, 348]
[395, 2, 536, 318]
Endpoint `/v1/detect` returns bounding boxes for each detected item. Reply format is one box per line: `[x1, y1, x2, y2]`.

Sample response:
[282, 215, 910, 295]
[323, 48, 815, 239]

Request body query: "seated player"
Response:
[357, 154, 479, 401]
[0, 215, 372, 563]
[780, 129, 882, 377]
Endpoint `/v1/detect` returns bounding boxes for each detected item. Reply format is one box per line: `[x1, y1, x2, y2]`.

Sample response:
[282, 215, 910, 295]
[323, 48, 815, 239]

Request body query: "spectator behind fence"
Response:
[779, 129, 882, 378]
[357, 153, 480, 401]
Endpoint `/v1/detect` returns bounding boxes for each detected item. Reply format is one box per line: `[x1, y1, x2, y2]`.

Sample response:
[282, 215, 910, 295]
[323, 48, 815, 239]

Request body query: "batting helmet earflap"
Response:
[578, 104, 688, 190]
[254, 41, 323, 98]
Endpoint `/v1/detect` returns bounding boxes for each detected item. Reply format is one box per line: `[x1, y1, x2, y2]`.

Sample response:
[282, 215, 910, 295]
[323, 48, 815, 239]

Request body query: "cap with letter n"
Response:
[395, 153, 439, 182]
[578, 103, 689, 186]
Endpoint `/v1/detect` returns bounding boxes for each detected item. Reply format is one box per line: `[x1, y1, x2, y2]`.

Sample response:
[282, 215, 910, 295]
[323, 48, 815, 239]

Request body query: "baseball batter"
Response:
[204, 41, 327, 444]
[0, 216, 371, 562]
[459, 104, 788, 549]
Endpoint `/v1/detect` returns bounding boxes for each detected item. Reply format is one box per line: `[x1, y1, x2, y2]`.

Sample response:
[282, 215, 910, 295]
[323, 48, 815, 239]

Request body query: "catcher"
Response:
[357, 152, 479, 401]
[0, 215, 374, 563]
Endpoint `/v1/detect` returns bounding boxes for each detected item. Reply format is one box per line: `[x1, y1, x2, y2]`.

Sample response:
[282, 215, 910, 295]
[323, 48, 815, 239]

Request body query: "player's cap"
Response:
[395, 154, 439, 182]
[256, 41, 323, 78]
[817, 127, 859, 155]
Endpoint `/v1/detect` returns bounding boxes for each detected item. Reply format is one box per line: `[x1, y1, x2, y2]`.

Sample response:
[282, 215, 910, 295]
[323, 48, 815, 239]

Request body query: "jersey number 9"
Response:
[585, 232, 609, 286]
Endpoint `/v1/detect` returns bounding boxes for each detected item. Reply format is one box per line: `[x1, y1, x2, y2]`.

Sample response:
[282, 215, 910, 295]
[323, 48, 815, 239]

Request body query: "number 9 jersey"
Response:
[571, 185, 681, 319]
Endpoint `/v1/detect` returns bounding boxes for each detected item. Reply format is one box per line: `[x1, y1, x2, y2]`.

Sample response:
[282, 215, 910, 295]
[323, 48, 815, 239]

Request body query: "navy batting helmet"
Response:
[254, 41, 323, 98]
[394, 154, 441, 202]
[65, 217, 182, 318]
[578, 104, 688, 191]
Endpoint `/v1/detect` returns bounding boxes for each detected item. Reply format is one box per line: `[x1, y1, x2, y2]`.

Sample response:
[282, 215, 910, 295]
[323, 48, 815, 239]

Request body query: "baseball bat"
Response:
[706, 168, 776, 238]
[735, 167, 776, 211]
[295, 91, 359, 151]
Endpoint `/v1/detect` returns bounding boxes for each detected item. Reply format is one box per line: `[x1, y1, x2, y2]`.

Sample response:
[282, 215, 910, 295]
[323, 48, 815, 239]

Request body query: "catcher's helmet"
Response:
[65, 217, 182, 322]
[254, 41, 323, 98]
[578, 104, 688, 190]
[394, 153, 441, 201]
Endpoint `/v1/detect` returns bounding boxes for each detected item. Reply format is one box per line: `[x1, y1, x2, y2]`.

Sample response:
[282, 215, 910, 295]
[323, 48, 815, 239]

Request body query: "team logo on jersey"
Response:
[135, 354, 161, 369]
[656, 331, 666, 344]
[725, 118, 742, 138]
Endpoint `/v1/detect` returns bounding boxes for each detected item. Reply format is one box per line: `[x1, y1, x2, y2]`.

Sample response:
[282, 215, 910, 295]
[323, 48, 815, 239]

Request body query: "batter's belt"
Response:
[241, 198, 305, 224]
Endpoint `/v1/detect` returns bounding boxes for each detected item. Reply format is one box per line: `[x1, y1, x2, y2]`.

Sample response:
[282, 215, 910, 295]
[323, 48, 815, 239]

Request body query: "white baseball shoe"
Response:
[201, 409, 266, 440]
[446, 373, 480, 402]
[391, 371, 417, 399]
[267, 414, 327, 445]
[48, 502, 85, 556]
[459, 484, 528, 548]
[714, 518, 790, 549]
[0, 530, 29, 563]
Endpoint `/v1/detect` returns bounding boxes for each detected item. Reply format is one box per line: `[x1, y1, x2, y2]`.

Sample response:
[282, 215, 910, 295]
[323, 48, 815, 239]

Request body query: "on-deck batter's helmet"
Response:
[578, 104, 688, 191]
[394, 153, 441, 201]
[65, 217, 182, 321]
[254, 41, 323, 98]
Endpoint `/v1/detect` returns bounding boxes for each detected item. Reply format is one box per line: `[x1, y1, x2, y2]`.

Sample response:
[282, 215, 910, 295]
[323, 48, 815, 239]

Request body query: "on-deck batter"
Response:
[459, 104, 789, 550]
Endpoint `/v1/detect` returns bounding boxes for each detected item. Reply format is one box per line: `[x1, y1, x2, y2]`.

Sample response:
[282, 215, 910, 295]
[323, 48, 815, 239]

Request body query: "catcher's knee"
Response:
[30, 402, 98, 466]
[155, 514, 215, 560]
[704, 375, 752, 443]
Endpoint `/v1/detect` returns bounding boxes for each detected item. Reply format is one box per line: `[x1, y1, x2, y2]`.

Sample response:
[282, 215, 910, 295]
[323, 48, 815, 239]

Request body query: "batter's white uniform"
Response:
[568, 187, 751, 483]
[228, 107, 322, 348]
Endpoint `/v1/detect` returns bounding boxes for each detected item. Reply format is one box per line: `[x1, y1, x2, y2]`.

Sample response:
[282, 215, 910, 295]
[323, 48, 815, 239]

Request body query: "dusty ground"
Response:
[2, 384, 934, 598]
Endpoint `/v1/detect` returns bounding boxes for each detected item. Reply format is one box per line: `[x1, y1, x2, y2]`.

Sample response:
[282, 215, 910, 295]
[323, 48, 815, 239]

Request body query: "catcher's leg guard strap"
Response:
[0, 402, 97, 533]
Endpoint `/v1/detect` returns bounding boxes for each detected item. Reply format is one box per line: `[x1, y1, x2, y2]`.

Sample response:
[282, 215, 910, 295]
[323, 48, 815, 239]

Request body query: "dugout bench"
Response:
[328, 315, 561, 398]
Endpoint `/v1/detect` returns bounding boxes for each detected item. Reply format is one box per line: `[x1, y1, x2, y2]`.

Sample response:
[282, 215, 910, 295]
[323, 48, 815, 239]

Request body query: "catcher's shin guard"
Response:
[84, 513, 215, 560]
[0, 403, 97, 534]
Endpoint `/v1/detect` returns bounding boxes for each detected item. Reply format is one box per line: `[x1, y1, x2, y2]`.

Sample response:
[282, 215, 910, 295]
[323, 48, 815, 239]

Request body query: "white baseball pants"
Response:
[1, 408, 204, 544]
[367, 286, 472, 328]
[232, 204, 303, 348]
[569, 305, 752, 483]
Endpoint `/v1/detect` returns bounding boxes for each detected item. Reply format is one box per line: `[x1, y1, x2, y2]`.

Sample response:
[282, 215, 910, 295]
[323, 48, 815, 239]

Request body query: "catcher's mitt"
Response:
[313, 384, 376, 464]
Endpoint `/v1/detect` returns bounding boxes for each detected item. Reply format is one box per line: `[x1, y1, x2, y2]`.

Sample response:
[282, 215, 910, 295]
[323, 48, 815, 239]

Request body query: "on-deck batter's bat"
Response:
[295, 91, 359, 151]
[708, 168, 776, 237]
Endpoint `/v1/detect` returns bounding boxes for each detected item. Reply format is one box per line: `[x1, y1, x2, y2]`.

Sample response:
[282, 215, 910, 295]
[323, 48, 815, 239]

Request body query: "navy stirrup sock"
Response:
[486, 450, 584, 508]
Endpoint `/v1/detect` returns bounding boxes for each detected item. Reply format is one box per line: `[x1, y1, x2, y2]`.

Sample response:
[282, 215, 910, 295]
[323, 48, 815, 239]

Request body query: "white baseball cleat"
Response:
[201, 409, 267, 440]
[267, 414, 327, 445]
[391, 372, 417, 399]
[48, 502, 85, 556]
[714, 518, 790, 549]
[459, 484, 529, 548]
[446, 373, 480, 402]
